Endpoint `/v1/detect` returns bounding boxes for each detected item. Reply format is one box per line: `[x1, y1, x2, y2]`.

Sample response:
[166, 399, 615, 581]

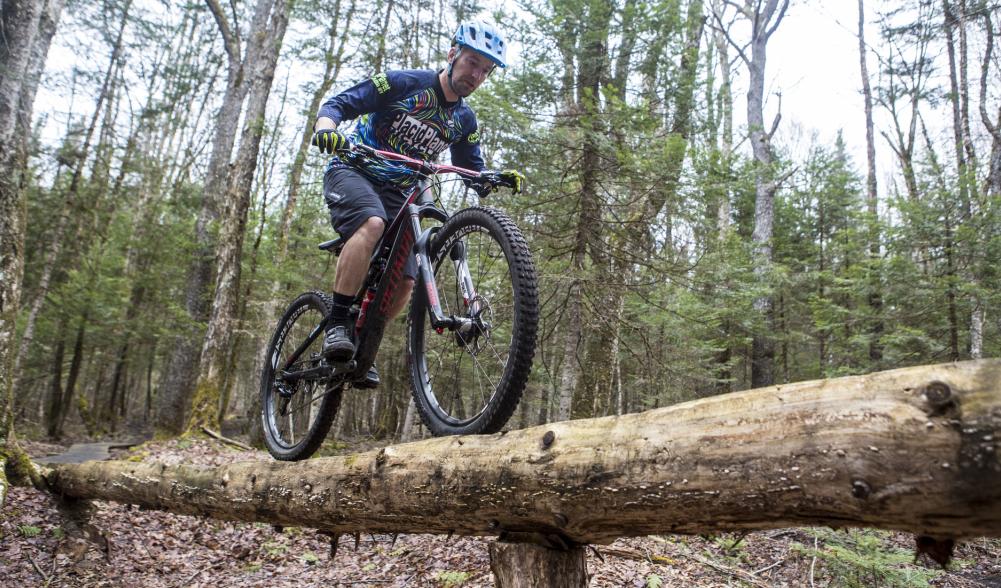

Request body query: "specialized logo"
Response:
[372, 73, 390, 94]
[467, 130, 480, 144]
[389, 112, 449, 155]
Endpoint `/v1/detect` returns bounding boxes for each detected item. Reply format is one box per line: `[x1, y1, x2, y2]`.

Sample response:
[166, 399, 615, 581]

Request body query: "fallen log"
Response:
[42, 360, 1001, 544]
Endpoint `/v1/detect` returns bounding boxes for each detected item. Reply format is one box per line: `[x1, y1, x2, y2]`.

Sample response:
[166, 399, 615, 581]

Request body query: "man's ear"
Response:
[447, 45, 457, 63]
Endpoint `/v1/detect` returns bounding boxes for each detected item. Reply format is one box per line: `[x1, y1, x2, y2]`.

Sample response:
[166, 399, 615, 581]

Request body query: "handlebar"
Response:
[348, 143, 482, 180]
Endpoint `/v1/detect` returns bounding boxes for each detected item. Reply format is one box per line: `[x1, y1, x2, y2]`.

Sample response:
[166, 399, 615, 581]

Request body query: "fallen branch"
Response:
[28, 552, 50, 584]
[752, 557, 786, 575]
[200, 427, 252, 451]
[40, 360, 1001, 544]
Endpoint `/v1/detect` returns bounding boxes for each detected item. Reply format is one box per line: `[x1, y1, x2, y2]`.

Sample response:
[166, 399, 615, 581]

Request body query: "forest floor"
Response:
[2, 436, 1001, 587]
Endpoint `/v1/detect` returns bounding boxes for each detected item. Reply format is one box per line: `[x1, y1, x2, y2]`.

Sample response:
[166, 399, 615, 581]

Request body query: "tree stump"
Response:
[489, 540, 587, 587]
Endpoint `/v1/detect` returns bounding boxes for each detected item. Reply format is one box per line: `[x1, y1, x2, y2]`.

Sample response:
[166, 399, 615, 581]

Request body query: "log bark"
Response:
[44, 360, 1001, 543]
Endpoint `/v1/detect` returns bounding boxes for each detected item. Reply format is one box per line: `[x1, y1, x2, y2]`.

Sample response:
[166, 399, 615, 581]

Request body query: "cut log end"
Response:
[489, 540, 587, 588]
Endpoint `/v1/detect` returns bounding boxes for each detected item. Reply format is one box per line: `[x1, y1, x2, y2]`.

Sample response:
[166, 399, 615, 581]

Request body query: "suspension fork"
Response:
[412, 205, 479, 331]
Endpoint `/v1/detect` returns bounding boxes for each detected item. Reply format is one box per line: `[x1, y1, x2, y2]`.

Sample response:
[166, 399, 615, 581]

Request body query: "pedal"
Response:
[327, 359, 357, 378]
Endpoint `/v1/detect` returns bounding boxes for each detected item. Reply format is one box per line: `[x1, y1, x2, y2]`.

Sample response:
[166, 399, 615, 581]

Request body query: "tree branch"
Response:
[767, 91, 782, 140]
[711, 4, 751, 66]
[205, 0, 241, 67]
[980, 13, 1000, 138]
[763, 0, 790, 40]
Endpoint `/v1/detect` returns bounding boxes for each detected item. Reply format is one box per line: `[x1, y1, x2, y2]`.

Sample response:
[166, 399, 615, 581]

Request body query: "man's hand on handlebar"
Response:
[471, 169, 526, 197]
[311, 129, 352, 154]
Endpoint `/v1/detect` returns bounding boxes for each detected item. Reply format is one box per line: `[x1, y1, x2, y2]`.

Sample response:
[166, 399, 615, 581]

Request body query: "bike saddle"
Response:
[318, 237, 345, 255]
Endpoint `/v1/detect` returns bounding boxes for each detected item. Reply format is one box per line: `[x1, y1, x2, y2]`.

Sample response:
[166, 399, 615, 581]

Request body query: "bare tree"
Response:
[713, 0, 790, 387]
[858, 0, 884, 364]
[187, 0, 291, 431]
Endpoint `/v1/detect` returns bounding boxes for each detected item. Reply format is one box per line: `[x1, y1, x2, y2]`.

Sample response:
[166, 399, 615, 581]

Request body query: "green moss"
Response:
[186, 379, 223, 433]
[435, 571, 471, 587]
[1, 442, 43, 489]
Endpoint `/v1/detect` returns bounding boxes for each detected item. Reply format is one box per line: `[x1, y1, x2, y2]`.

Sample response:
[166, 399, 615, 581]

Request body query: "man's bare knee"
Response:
[355, 216, 386, 242]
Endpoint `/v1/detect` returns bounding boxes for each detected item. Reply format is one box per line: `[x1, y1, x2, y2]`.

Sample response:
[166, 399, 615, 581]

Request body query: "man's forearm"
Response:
[314, 116, 337, 132]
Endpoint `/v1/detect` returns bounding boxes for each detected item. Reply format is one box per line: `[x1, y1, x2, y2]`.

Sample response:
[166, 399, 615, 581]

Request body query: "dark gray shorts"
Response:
[324, 165, 417, 279]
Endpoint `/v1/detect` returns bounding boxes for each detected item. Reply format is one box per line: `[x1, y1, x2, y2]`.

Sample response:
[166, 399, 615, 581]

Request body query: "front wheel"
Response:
[261, 291, 342, 460]
[407, 206, 538, 436]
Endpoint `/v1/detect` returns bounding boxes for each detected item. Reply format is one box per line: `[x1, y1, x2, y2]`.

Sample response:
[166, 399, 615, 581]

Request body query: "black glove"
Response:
[311, 128, 351, 154]
[468, 174, 497, 197]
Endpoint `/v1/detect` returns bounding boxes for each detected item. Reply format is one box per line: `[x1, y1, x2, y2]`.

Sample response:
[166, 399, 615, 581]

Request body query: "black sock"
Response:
[327, 292, 355, 329]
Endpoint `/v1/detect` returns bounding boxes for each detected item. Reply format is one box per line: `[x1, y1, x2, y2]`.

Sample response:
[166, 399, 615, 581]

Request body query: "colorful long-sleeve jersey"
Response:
[318, 69, 486, 188]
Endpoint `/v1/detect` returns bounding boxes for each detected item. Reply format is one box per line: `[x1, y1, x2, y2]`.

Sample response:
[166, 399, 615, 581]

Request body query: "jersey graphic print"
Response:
[353, 87, 465, 187]
[319, 70, 485, 188]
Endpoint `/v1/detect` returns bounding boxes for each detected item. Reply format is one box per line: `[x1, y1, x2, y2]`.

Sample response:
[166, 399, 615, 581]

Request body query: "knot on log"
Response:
[542, 431, 556, 449]
[921, 381, 961, 417]
[851, 479, 872, 500]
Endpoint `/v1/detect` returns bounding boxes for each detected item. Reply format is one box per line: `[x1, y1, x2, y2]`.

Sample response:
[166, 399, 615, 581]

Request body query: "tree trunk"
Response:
[979, 15, 1001, 356]
[44, 360, 1001, 542]
[372, 0, 395, 73]
[44, 336, 66, 439]
[58, 319, 85, 435]
[857, 0, 883, 364]
[490, 541, 587, 588]
[1, 0, 64, 506]
[731, 0, 788, 388]
[156, 0, 279, 435]
[1, 0, 45, 447]
[188, 0, 290, 432]
[555, 283, 582, 421]
[565, 0, 612, 421]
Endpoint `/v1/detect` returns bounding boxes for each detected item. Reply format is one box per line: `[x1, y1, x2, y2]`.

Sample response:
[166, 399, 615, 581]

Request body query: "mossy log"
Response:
[43, 360, 1001, 543]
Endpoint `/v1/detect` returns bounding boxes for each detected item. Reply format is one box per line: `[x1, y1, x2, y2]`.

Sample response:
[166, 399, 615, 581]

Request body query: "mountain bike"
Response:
[260, 144, 539, 461]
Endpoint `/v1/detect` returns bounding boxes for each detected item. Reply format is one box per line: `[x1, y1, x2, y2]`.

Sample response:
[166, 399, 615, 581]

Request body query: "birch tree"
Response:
[0, 0, 64, 503]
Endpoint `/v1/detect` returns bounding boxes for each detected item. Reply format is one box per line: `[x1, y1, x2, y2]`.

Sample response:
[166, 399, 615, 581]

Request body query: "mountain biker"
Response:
[310, 20, 525, 389]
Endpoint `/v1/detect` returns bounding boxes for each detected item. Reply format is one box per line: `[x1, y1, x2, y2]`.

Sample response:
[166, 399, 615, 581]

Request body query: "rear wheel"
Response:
[261, 292, 342, 460]
[407, 207, 538, 436]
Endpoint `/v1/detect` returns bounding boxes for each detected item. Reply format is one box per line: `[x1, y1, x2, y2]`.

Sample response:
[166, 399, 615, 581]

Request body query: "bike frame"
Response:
[280, 145, 484, 385]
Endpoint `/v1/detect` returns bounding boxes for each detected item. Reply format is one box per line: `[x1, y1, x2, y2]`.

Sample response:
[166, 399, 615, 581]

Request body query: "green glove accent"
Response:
[498, 169, 526, 194]
[311, 129, 351, 154]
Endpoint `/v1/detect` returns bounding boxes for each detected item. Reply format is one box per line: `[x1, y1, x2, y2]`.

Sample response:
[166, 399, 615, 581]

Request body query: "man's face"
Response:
[448, 47, 496, 97]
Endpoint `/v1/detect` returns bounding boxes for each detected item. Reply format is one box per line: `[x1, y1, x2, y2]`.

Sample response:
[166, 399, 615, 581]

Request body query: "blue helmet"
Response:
[453, 21, 507, 68]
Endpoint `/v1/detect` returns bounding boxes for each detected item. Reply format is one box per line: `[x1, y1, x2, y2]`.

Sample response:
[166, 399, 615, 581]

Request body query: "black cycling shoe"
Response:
[353, 364, 380, 389]
[321, 325, 355, 362]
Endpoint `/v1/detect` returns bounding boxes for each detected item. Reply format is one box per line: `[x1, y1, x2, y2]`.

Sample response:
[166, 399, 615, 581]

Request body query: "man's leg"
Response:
[333, 216, 385, 296]
[323, 168, 388, 361]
